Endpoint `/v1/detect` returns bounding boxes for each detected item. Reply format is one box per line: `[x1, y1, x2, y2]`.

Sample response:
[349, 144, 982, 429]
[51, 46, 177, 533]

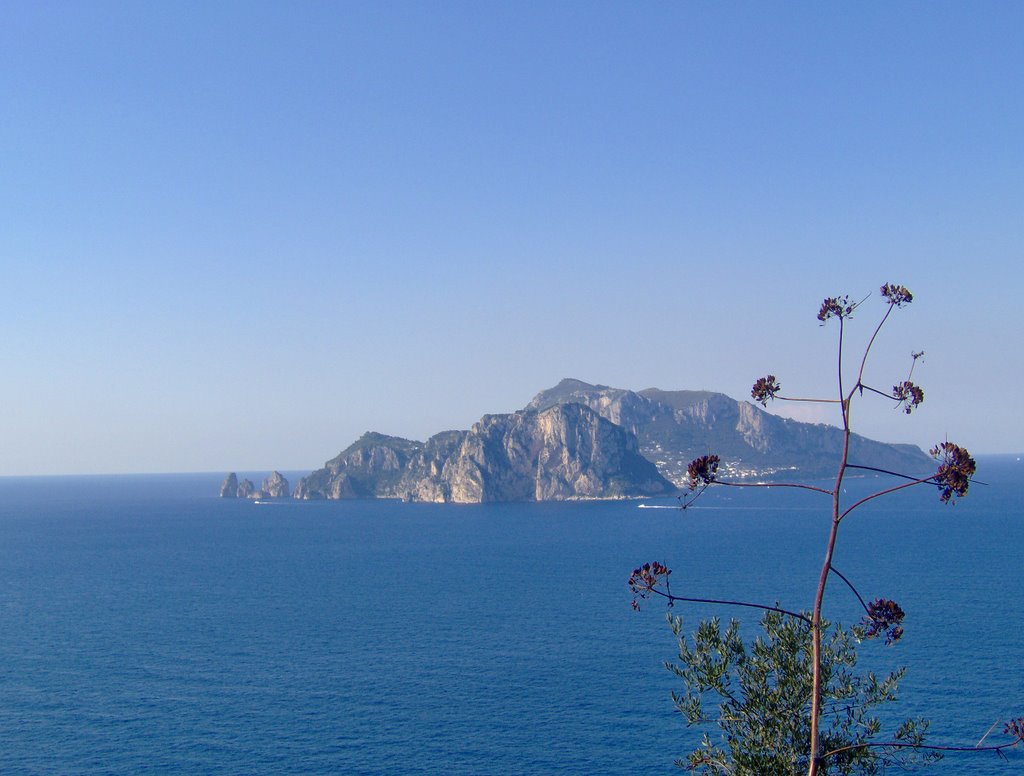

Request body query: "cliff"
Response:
[219, 473, 257, 498]
[293, 404, 674, 503]
[219, 472, 239, 498]
[293, 433, 424, 499]
[261, 471, 290, 499]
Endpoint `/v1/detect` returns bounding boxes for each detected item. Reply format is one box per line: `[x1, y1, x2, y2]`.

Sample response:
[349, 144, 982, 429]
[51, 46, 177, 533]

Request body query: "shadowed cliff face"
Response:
[292, 433, 423, 500]
[292, 405, 674, 503]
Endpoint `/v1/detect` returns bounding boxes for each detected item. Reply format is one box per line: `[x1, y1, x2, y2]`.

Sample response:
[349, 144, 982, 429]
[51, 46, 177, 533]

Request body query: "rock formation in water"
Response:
[219, 472, 240, 498]
[261, 471, 290, 498]
[236, 478, 256, 499]
[293, 404, 674, 503]
[220, 471, 290, 499]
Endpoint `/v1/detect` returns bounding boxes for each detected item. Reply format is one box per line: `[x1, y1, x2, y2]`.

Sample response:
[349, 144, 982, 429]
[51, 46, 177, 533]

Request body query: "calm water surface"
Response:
[0, 457, 1020, 773]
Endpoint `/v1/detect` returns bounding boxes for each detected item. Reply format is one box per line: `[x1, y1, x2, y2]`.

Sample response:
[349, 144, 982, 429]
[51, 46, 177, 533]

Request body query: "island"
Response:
[221, 379, 932, 503]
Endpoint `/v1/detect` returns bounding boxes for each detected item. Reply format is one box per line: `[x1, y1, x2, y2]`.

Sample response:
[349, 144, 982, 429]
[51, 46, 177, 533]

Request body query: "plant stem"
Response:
[808, 317, 852, 776]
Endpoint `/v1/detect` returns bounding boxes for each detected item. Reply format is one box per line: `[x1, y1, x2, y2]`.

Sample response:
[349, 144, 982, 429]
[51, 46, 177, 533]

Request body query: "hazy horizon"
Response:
[4, 4, 1021, 476]
[3, 409, 1021, 481]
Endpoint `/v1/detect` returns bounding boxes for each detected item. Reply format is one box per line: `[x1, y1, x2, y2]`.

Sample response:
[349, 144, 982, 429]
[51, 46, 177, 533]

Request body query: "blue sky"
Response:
[2, 2, 1021, 475]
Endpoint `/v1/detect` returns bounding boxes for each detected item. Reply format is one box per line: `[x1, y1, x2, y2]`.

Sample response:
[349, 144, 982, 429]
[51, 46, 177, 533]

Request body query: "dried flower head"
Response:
[817, 295, 856, 323]
[930, 442, 976, 503]
[892, 381, 924, 414]
[1004, 718, 1024, 742]
[687, 454, 720, 489]
[751, 375, 781, 407]
[629, 561, 671, 609]
[881, 283, 913, 307]
[862, 598, 906, 645]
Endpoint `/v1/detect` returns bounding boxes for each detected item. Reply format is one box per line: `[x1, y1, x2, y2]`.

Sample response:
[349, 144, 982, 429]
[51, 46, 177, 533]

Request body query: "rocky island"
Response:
[293, 402, 673, 503]
[220, 470, 290, 500]
[221, 379, 933, 504]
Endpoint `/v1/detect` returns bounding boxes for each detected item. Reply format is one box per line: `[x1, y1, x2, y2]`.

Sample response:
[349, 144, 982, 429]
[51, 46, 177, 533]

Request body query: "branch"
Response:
[678, 478, 832, 510]
[857, 384, 899, 402]
[978, 719, 1002, 748]
[846, 464, 990, 488]
[772, 396, 843, 404]
[845, 464, 927, 482]
[907, 350, 923, 382]
[678, 483, 713, 510]
[838, 317, 846, 414]
[715, 480, 833, 496]
[839, 478, 932, 521]
[645, 588, 812, 625]
[822, 736, 1023, 760]
[855, 300, 895, 389]
[828, 565, 871, 617]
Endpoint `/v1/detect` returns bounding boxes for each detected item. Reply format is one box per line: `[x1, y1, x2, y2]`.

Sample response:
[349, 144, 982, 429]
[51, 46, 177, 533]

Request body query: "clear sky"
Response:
[2, 2, 1021, 475]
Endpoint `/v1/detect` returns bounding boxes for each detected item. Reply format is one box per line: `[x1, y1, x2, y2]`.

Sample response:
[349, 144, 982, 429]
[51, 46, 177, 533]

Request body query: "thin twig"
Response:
[646, 588, 812, 625]
[977, 719, 1002, 748]
[858, 384, 898, 402]
[839, 478, 932, 522]
[856, 300, 894, 389]
[678, 483, 713, 510]
[907, 352, 922, 382]
[829, 566, 870, 617]
[846, 464, 927, 482]
[773, 396, 844, 404]
[846, 464, 989, 488]
[715, 480, 833, 496]
[822, 736, 1023, 759]
[838, 317, 846, 409]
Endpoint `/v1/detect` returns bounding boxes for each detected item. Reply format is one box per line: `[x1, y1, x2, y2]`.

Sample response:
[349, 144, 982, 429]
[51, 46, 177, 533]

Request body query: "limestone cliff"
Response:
[261, 471, 290, 498]
[236, 478, 256, 498]
[292, 405, 673, 503]
[219, 472, 240, 498]
[394, 430, 469, 503]
[433, 404, 672, 503]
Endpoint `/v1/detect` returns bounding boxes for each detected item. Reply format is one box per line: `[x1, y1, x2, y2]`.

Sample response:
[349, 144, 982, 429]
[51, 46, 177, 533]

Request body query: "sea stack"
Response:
[219, 472, 239, 498]
[261, 471, 290, 498]
[236, 478, 256, 498]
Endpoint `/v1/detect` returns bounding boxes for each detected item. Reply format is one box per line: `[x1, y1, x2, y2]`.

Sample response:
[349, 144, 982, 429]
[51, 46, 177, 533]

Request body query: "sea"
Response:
[0, 456, 1020, 774]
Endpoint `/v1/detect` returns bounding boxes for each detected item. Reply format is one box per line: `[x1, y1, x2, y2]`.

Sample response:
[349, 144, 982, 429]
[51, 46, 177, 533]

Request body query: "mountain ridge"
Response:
[525, 378, 931, 484]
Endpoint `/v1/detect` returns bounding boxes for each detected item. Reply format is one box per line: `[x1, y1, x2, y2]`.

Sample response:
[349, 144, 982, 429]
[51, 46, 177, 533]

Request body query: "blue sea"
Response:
[0, 457, 1020, 774]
